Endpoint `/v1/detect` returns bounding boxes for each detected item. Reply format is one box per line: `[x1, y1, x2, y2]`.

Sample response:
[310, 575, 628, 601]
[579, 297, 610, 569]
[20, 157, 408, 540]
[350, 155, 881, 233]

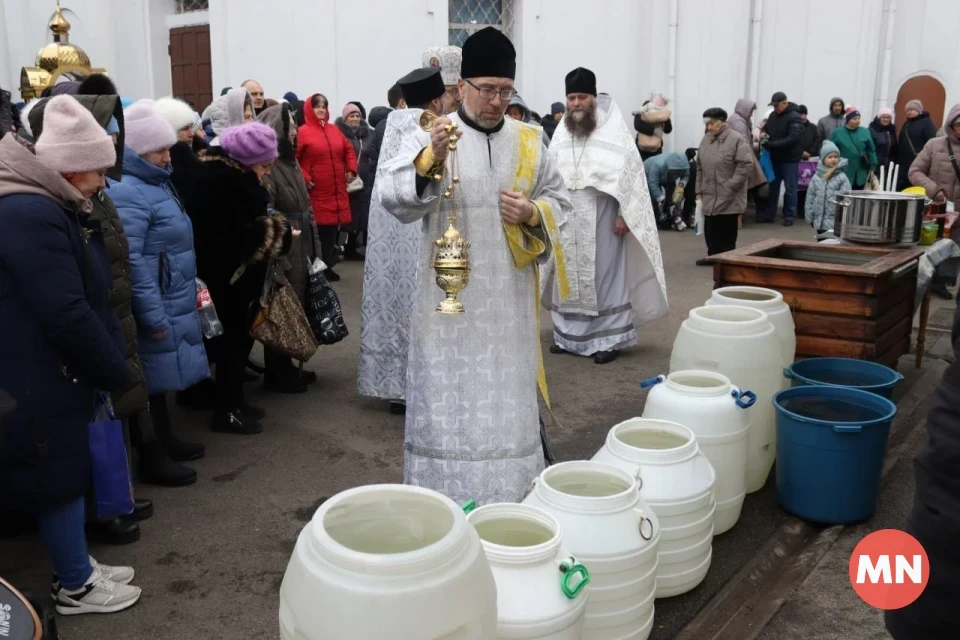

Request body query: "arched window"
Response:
[176, 0, 209, 13]
[449, 0, 513, 46]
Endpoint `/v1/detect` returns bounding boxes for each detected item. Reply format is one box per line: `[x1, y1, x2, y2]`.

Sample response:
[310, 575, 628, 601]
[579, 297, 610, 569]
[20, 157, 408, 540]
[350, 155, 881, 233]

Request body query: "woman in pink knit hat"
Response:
[0, 95, 142, 615]
[177, 121, 296, 434]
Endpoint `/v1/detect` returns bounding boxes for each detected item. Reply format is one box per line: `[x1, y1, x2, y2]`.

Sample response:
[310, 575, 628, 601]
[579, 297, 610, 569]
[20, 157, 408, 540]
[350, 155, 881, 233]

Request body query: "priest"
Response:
[546, 68, 668, 364]
[358, 67, 447, 414]
[378, 27, 572, 505]
[422, 45, 463, 115]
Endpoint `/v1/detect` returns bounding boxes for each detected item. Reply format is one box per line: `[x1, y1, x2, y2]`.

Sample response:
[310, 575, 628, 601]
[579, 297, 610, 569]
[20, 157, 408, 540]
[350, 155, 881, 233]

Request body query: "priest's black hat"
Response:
[565, 68, 597, 96]
[397, 67, 445, 107]
[460, 27, 516, 80]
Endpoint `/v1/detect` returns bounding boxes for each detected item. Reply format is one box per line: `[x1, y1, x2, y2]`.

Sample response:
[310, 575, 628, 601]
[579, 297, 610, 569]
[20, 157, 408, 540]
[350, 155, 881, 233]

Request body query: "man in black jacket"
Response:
[797, 105, 820, 217]
[760, 91, 803, 226]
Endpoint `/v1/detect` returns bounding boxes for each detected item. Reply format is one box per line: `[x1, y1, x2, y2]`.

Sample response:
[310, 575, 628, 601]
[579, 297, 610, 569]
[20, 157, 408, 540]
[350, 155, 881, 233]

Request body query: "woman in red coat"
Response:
[297, 93, 357, 281]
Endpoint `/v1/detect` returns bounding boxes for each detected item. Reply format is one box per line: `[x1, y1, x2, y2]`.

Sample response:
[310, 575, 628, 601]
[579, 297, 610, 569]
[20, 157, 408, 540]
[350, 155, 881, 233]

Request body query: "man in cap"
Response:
[422, 45, 463, 115]
[541, 102, 564, 140]
[759, 91, 803, 225]
[358, 67, 446, 414]
[546, 68, 667, 365]
[379, 27, 572, 505]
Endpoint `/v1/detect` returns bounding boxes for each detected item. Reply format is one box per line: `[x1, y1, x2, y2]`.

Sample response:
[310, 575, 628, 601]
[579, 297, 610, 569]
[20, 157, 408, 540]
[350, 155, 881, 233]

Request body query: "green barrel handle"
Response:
[559, 556, 590, 599]
[461, 499, 477, 514]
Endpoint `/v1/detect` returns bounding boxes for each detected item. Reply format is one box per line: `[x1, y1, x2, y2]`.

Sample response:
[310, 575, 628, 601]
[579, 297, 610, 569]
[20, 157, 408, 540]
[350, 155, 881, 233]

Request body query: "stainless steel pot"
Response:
[829, 191, 926, 245]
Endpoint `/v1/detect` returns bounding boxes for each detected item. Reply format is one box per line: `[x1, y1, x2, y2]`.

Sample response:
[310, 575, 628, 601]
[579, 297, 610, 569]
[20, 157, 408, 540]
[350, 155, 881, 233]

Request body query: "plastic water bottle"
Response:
[195, 278, 223, 339]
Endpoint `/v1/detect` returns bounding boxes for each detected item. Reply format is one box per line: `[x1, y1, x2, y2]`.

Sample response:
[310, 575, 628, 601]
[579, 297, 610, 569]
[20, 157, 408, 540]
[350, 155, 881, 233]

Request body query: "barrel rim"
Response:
[786, 357, 904, 392]
[772, 385, 897, 426]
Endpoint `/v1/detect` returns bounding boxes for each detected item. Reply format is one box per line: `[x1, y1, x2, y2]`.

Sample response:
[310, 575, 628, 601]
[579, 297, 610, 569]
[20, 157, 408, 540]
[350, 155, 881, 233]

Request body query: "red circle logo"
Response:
[849, 529, 929, 610]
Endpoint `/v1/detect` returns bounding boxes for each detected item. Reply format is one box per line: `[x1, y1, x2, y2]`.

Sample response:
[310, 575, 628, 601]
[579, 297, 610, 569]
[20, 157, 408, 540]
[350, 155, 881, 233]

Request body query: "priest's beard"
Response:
[565, 103, 597, 137]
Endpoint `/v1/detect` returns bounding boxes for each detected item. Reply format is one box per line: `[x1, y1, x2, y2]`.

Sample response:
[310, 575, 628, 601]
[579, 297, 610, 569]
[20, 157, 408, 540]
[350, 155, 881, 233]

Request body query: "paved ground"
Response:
[0, 218, 942, 640]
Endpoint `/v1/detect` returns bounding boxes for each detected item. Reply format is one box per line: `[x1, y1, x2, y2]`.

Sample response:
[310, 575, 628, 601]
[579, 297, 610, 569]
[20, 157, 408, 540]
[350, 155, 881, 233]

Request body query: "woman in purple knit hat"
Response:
[176, 122, 296, 434]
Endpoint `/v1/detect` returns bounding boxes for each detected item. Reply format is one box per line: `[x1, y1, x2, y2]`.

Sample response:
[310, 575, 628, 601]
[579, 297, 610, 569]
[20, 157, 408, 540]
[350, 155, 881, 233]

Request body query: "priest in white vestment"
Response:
[546, 68, 668, 364]
[358, 68, 449, 414]
[378, 27, 572, 505]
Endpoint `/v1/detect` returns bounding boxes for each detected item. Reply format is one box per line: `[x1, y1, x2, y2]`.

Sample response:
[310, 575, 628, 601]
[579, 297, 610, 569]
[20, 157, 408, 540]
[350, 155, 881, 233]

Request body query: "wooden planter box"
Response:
[708, 240, 924, 368]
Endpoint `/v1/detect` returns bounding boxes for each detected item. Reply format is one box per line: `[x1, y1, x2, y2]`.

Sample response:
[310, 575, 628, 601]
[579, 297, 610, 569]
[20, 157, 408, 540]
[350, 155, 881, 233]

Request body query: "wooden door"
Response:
[169, 25, 213, 113]
[895, 75, 946, 134]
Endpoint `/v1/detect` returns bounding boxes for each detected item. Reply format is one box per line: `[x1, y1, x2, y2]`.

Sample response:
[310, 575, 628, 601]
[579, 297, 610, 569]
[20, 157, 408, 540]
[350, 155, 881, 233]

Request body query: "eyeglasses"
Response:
[464, 79, 516, 101]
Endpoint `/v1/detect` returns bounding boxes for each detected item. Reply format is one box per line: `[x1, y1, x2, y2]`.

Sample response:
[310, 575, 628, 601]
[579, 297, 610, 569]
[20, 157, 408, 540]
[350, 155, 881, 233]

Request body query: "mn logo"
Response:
[848, 529, 929, 610]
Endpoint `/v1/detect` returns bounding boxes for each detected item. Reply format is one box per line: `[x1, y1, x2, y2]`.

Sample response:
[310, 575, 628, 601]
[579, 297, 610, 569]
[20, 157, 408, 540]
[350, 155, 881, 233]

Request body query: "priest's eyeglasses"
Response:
[464, 79, 517, 102]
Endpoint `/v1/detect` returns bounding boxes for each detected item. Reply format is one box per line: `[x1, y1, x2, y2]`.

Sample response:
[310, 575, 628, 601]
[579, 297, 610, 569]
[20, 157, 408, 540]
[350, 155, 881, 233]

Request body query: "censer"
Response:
[419, 111, 470, 314]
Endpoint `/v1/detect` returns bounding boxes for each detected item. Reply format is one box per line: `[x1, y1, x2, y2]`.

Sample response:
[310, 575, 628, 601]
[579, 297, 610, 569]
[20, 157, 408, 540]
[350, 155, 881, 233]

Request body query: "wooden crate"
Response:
[708, 240, 923, 368]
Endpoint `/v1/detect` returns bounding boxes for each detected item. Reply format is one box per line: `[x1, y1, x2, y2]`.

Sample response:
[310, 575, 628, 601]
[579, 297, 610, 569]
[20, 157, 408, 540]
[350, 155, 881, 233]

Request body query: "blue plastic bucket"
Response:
[783, 357, 904, 400]
[773, 385, 897, 524]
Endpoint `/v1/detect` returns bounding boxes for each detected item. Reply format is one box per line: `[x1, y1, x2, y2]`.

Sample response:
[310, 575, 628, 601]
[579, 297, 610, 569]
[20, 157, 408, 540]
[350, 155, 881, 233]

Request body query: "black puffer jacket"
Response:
[336, 117, 374, 233]
[897, 112, 938, 190]
[762, 102, 804, 164]
[869, 117, 898, 168]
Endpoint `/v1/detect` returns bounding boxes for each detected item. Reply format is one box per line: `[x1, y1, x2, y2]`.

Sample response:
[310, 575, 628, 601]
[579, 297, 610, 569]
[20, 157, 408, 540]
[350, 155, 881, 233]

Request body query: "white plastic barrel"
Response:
[706, 286, 796, 386]
[523, 461, 660, 640]
[467, 504, 589, 640]
[592, 419, 716, 598]
[670, 305, 782, 494]
[279, 484, 497, 640]
[641, 370, 753, 534]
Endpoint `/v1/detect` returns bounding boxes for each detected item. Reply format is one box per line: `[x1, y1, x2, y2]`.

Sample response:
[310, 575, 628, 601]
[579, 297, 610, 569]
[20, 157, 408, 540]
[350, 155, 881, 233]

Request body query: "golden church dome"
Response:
[35, 2, 92, 73]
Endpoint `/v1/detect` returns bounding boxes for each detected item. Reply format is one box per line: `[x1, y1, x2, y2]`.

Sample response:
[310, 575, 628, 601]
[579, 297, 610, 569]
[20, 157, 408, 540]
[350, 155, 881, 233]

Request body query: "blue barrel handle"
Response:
[783, 368, 797, 380]
[640, 375, 665, 389]
[732, 389, 757, 409]
[832, 425, 863, 434]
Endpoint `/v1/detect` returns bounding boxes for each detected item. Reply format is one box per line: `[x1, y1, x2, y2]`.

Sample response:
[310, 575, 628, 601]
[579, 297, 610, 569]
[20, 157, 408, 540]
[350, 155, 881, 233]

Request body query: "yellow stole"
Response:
[503, 125, 571, 408]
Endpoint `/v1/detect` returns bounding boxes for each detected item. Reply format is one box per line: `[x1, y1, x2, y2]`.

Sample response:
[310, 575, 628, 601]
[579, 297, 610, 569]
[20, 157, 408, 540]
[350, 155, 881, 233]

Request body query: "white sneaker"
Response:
[54, 566, 141, 615]
[51, 556, 135, 597]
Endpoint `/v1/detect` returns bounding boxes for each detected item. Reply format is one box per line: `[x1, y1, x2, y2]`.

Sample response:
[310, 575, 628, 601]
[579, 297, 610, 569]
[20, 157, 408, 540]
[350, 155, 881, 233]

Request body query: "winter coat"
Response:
[107, 147, 209, 394]
[804, 143, 851, 232]
[177, 147, 292, 336]
[0, 135, 129, 513]
[728, 99, 755, 144]
[816, 97, 846, 143]
[634, 108, 673, 161]
[542, 116, 559, 140]
[908, 105, 960, 208]
[696, 125, 754, 215]
[259, 104, 322, 304]
[897, 112, 938, 190]
[27, 94, 148, 418]
[830, 125, 878, 187]
[364, 106, 392, 190]
[800, 121, 821, 158]
[644, 152, 690, 202]
[336, 117, 374, 233]
[298, 96, 357, 227]
[869, 118, 898, 168]
[762, 103, 804, 164]
[884, 304, 960, 640]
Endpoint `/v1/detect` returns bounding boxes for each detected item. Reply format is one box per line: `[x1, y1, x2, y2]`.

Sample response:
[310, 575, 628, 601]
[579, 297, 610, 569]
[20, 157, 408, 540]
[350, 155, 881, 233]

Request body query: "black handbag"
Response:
[304, 232, 348, 345]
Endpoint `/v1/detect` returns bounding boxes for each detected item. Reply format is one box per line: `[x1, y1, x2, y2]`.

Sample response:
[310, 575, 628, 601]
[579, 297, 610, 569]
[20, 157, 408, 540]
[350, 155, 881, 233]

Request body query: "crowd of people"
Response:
[2, 30, 960, 634]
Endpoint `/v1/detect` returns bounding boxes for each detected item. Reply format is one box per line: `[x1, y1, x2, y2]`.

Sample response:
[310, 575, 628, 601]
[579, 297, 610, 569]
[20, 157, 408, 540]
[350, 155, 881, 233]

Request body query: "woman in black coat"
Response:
[869, 108, 899, 169]
[897, 100, 938, 191]
[336, 102, 374, 259]
[177, 122, 292, 434]
[0, 96, 141, 614]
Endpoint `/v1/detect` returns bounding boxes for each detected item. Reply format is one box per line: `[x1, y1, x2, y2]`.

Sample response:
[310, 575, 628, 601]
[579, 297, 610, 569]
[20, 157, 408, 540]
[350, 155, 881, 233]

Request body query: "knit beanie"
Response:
[154, 97, 197, 133]
[124, 99, 177, 155]
[845, 108, 861, 123]
[551, 101, 564, 116]
[905, 99, 923, 113]
[342, 103, 361, 120]
[219, 122, 278, 166]
[35, 95, 117, 174]
[877, 107, 894, 120]
[283, 91, 299, 103]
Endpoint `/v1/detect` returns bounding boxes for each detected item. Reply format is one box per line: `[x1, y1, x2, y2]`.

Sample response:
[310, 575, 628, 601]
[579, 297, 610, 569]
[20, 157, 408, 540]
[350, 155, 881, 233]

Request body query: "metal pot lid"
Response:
[837, 190, 926, 201]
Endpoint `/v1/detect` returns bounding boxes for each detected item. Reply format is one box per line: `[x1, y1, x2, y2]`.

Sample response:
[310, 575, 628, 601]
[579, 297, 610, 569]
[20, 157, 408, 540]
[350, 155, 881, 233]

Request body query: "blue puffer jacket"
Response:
[644, 152, 691, 201]
[108, 147, 209, 394]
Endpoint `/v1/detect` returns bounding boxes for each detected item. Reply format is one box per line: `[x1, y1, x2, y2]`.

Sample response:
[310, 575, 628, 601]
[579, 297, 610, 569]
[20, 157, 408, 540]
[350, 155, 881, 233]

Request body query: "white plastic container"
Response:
[279, 484, 497, 640]
[467, 504, 589, 640]
[641, 370, 754, 534]
[706, 286, 797, 383]
[670, 305, 782, 494]
[523, 461, 660, 640]
[592, 419, 716, 598]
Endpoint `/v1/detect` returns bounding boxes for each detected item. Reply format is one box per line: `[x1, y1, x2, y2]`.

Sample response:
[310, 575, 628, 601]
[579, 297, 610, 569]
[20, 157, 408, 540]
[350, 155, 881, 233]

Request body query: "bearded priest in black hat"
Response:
[545, 68, 668, 365]
[378, 27, 573, 506]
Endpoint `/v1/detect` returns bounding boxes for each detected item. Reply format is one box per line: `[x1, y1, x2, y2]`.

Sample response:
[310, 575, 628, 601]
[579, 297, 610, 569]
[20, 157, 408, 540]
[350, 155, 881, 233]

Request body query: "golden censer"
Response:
[420, 111, 470, 315]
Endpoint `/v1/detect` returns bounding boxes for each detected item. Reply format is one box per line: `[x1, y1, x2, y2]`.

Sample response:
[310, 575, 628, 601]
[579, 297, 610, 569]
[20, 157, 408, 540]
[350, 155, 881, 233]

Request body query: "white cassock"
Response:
[378, 112, 572, 505]
[545, 94, 668, 354]
[357, 109, 428, 401]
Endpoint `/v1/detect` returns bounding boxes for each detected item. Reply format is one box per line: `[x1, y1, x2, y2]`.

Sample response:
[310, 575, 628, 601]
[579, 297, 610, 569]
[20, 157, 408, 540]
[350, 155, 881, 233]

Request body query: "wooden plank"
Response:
[878, 335, 911, 368]
[796, 335, 875, 359]
[791, 297, 913, 340]
[876, 316, 913, 356]
[717, 265, 875, 296]
[711, 240, 923, 277]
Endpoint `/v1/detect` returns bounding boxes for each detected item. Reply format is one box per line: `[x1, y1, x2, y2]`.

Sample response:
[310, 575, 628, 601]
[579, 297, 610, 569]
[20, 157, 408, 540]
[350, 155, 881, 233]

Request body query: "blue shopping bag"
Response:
[759, 148, 775, 183]
[88, 394, 134, 519]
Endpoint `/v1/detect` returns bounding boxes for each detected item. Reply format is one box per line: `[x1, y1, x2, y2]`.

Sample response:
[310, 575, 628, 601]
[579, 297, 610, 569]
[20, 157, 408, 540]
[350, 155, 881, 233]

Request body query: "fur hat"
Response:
[154, 97, 196, 133]
[124, 99, 177, 155]
[219, 122, 278, 166]
[77, 73, 118, 96]
[34, 95, 117, 174]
